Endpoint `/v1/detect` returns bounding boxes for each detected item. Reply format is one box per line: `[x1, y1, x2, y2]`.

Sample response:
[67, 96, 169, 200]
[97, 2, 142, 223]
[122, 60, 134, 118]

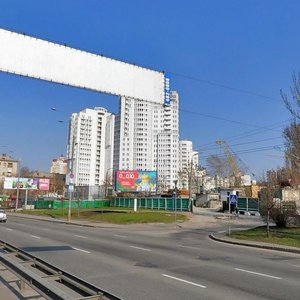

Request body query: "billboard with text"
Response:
[115, 170, 157, 193]
[4, 177, 49, 191]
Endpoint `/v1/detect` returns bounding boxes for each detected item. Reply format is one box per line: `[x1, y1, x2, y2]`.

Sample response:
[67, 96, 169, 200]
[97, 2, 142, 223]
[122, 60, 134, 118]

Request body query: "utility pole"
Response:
[15, 159, 21, 211]
[68, 135, 76, 222]
[173, 179, 178, 221]
[189, 153, 198, 213]
[156, 133, 159, 194]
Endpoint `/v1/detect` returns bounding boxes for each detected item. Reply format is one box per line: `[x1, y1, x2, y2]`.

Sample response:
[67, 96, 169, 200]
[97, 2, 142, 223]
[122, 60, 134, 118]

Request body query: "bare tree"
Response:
[20, 166, 32, 177]
[281, 71, 300, 119]
[206, 154, 230, 177]
[283, 122, 300, 186]
[260, 169, 297, 233]
[280, 72, 300, 186]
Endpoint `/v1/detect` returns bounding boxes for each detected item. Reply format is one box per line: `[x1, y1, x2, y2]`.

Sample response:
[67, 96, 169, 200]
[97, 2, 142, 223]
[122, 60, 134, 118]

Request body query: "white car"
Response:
[0, 209, 7, 223]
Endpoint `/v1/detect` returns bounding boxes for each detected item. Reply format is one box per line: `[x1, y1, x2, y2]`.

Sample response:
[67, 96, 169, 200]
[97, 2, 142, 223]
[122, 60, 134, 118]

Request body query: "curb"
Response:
[7, 213, 97, 228]
[209, 232, 300, 255]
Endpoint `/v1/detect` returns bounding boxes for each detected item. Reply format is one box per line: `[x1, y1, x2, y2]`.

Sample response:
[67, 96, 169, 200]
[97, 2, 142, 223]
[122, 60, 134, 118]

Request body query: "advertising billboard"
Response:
[115, 170, 157, 193]
[4, 177, 38, 190]
[4, 177, 49, 190]
[38, 178, 50, 191]
[0, 28, 164, 104]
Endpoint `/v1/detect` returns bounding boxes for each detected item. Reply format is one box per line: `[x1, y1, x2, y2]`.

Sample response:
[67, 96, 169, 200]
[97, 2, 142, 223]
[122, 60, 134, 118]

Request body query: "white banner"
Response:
[0, 29, 164, 104]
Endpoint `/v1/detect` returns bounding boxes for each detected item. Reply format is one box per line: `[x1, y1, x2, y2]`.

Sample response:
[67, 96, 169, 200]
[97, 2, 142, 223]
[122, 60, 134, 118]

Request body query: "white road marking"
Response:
[74, 235, 86, 239]
[218, 230, 226, 233]
[6, 228, 13, 231]
[162, 274, 207, 288]
[290, 264, 300, 268]
[31, 235, 40, 239]
[114, 234, 128, 238]
[72, 247, 91, 254]
[178, 244, 201, 250]
[130, 246, 152, 252]
[234, 268, 282, 280]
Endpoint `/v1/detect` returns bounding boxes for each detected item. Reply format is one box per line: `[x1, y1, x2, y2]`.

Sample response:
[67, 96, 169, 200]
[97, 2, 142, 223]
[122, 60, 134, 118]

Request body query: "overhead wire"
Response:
[168, 71, 282, 103]
[198, 136, 283, 152]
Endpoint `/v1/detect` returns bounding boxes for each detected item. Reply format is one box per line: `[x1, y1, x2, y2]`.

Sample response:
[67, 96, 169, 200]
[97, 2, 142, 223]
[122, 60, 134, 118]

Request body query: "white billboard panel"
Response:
[0, 29, 164, 103]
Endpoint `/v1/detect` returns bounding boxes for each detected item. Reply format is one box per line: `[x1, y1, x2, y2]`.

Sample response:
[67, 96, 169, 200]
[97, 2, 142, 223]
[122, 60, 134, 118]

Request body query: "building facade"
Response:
[67, 107, 115, 189]
[113, 91, 179, 191]
[0, 153, 18, 183]
[50, 155, 67, 175]
[178, 140, 199, 189]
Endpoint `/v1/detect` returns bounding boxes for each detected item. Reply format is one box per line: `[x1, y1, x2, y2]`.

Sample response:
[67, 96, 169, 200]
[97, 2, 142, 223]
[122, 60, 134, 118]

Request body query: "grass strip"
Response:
[229, 226, 300, 248]
[17, 208, 188, 224]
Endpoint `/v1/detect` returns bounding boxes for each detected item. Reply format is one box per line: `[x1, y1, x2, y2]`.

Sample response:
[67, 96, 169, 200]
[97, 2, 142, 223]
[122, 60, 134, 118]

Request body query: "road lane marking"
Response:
[162, 274, 207, 288]
[114, 234, 128, 238]
[74, 235, 86, 239]
[178, 244, 201, 250]
[72, 247, 91, 254]
[31, 235, 41, 239]
[290, 264, 300, 268]
[218, 230, 226, 233]
[234, 268, 282, 280]
[130, 246, 152, 252]
[6, 228, 13, 231]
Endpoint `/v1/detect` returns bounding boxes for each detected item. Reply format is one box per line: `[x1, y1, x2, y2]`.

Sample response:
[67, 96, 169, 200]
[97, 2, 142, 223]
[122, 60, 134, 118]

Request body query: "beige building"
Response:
[0, 154, 18, 192]
[50, 155, 67, 175]
[0, 154, 18, 181]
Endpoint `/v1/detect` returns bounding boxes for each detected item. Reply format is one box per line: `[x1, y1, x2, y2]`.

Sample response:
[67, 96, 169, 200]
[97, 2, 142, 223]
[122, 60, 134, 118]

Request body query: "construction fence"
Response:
[237, 197, 259, 212]
[33, 198, 190, 211]
[34, 200, 110, 209]
[111, 197, 190, 211]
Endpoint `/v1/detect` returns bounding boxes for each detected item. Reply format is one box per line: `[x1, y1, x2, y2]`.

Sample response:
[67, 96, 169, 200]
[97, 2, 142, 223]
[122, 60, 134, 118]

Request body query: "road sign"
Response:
[229, 194, 237, 204]
[70, 173, 74, 179]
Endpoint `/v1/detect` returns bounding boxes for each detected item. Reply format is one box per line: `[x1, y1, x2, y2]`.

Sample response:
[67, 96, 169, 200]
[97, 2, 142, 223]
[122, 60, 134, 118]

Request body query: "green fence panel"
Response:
[152, 198, 158, 209]
[166, 198, 173, 210]
[157, 199, 163, 210]
[35, 200, 111, 210]
[237, 197, 259, 211]
[110, 197, 190, 211]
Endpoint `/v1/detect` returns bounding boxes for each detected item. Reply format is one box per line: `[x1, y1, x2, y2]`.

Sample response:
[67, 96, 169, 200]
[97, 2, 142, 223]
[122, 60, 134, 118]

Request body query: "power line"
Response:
[180, 108, 270, 128]
[201, 144, 285, 160]
[168, 71, 281, 103]
[194, 119, 291, 149]
[198, 136, 283, 152]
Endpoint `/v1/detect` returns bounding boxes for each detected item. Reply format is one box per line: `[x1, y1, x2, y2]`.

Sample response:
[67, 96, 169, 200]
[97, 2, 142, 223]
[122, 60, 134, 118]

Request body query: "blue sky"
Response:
[0, 0, 298, 178]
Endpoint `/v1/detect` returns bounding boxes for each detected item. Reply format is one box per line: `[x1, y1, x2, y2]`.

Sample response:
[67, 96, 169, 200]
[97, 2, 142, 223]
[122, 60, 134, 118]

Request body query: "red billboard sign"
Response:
[115, 170, 157, 193]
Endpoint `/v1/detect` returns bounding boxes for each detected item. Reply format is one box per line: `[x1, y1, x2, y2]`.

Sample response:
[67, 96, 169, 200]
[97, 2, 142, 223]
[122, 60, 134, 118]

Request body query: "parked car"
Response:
[0, 209, 7, 223]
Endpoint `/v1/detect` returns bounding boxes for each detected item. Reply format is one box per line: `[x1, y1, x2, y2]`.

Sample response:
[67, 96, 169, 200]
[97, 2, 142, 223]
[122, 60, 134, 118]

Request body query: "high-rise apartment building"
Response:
[50, 155, 67, 175]
[114, 91, 180, 191]
[179, 140, 199, 189]
[67, 107, 114, 188]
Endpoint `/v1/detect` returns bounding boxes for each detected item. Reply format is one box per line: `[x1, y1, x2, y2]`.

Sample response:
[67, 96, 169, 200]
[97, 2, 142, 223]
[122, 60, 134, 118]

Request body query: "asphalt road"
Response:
[0, 215, 299, 300]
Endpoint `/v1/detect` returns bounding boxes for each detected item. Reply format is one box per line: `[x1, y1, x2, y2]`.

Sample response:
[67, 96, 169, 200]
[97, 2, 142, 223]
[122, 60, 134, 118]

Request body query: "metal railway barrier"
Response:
[0, 240, 122, 300]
